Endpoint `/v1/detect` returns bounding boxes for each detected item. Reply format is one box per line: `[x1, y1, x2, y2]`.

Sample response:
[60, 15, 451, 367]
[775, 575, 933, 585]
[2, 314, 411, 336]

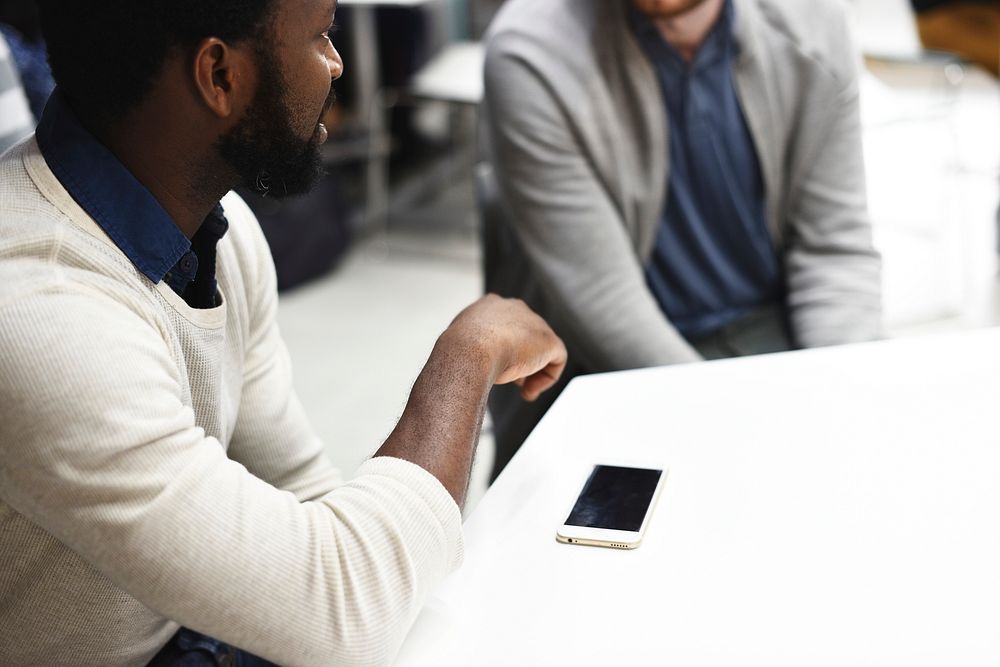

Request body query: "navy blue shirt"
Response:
[630, 3, 782, 338]
[35, 91, 228, 309]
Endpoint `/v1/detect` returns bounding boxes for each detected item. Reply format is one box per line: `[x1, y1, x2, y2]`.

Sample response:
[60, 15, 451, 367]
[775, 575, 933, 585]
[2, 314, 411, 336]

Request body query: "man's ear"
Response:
[192, 37, 253, 119]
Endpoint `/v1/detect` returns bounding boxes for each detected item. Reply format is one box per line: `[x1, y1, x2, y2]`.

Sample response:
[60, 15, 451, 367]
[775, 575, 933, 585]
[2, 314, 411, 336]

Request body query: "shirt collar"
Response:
[35, 90, 192, 284]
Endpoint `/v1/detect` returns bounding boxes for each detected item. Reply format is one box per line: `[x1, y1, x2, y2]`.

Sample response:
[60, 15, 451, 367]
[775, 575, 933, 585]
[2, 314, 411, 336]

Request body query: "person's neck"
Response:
[651, 0, 725, 63]
[93, 114, 234, 239]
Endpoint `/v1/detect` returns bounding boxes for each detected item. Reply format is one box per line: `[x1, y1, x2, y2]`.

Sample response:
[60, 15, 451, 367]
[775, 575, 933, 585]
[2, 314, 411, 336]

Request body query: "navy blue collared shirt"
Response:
[630, 3, 782, 338]
[35, 91, 228, 309]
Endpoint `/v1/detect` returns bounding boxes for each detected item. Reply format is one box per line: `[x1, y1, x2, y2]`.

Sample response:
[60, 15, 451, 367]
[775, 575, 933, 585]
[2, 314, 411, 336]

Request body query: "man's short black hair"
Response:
[37, 0, 276, 127]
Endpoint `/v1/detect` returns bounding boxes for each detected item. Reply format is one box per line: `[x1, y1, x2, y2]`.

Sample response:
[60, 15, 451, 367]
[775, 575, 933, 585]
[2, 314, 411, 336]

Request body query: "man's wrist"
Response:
[434, 324, 502, 387]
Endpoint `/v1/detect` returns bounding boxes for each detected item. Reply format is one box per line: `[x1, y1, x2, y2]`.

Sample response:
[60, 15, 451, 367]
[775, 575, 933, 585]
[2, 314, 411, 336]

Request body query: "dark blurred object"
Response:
[238, 170, 353, 292]
[911, 0, 1000, 76]
[0, 0, 53, 119]
[0, 0, 41, 39]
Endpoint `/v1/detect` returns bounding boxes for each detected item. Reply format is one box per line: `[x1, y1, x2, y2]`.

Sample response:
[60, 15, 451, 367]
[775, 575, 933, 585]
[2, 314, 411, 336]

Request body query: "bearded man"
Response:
[0, 1, 566, 665]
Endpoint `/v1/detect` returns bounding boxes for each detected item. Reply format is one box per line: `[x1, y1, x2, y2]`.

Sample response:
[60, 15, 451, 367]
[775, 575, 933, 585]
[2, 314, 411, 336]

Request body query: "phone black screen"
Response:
[564, 465, 662, 532]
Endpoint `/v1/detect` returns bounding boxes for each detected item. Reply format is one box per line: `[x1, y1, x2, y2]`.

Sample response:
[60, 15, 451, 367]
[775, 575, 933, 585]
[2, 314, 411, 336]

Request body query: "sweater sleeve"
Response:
[221, 192, 347, 502]
[0, 286, 463, 667]
[483, 36, 701, 373]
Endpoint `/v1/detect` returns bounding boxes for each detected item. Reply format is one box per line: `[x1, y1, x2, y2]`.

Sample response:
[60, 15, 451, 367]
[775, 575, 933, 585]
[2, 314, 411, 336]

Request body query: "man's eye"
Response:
[322, 22, 339, 39]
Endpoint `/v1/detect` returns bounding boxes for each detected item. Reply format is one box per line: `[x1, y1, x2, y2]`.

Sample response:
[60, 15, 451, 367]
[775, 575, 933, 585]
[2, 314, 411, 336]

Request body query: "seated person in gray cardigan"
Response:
[482, 0, 883, 478]
[0, 0, 566, 665]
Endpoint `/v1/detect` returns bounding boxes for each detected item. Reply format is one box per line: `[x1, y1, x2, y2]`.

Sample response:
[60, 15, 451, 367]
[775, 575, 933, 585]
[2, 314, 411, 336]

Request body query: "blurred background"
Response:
[2, 0, 997, 510]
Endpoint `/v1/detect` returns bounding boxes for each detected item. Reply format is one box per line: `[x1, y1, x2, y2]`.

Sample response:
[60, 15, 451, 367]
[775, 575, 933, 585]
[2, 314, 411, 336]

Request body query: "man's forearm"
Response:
[375, 333, 494, 508]
[373, 295, 567, 509]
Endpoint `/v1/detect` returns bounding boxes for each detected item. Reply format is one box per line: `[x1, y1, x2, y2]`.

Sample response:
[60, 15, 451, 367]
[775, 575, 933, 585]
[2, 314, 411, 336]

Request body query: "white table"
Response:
[396, 329, 1000, 665]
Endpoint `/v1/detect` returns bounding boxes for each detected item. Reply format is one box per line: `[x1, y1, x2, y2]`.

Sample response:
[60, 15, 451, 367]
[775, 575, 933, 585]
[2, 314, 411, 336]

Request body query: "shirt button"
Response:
[180, 256, 196, 273]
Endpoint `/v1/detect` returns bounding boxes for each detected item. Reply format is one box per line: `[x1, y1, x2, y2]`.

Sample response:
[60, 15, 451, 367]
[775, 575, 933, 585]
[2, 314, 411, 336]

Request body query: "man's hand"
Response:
[376, 295, 566, 506]
[443, 294, 567, 401]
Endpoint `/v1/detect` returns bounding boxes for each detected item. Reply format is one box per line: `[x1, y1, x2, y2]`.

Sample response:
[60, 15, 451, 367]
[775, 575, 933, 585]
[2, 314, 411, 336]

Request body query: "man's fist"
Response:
[444, 294, 567, 401]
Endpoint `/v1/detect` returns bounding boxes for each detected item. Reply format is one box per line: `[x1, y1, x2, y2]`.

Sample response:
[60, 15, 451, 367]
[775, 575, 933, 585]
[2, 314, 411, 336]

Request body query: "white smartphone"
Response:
[556, 464, 667, 550]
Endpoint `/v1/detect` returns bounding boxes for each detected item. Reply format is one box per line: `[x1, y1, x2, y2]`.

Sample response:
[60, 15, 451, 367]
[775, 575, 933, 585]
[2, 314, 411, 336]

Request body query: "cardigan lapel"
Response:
[596, 0, 668, 261]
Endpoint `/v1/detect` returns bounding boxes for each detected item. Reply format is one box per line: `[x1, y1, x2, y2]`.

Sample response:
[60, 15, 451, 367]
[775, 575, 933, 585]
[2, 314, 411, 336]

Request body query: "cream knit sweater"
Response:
[0, 138, 463, 667]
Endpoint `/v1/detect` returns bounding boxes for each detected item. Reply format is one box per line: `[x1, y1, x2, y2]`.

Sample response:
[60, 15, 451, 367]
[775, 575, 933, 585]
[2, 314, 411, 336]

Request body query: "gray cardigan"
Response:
[482, 0, 883, 375]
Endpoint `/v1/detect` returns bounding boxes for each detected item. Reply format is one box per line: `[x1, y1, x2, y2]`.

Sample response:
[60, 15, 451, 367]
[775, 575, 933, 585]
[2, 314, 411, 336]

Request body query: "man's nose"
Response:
[328, 43, 344, 80]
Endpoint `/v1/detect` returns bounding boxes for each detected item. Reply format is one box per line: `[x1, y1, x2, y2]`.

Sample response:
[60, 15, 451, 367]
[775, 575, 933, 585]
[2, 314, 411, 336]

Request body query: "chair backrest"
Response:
[475, 162, 507, 294]
[476, 160, 541, 299]
[470, 0, 506, 39]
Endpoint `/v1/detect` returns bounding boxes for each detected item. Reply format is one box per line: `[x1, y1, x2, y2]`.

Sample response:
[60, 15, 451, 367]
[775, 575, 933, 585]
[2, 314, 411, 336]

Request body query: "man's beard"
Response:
[217, 51, 335, 199]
